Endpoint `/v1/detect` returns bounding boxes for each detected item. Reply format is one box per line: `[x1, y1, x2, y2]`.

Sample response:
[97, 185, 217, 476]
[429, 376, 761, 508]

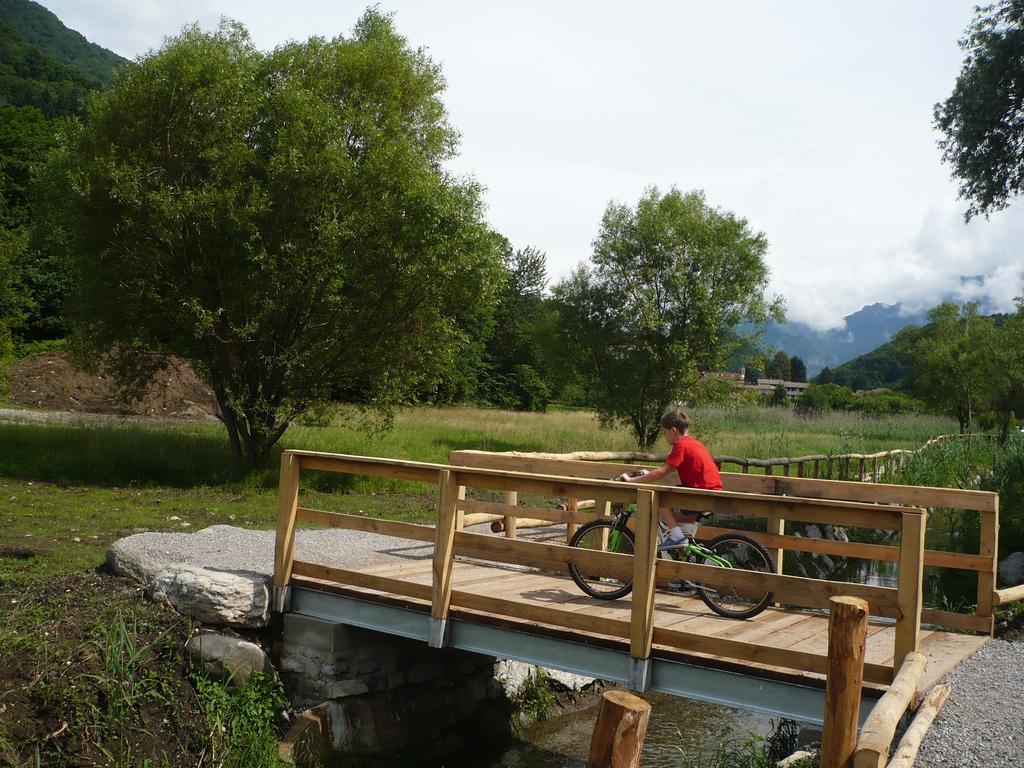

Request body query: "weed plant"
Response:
[510, 669, 557, 730]
[192, 672, 288, 768]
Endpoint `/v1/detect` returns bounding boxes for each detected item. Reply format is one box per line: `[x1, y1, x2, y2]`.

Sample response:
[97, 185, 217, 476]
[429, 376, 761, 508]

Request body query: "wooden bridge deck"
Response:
[293, 556, 988, 699]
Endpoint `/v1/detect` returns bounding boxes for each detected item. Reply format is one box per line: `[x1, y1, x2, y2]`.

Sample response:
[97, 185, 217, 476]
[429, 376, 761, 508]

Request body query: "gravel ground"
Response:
[110, 522, 555, 578]
[914, 639, 1024, 767]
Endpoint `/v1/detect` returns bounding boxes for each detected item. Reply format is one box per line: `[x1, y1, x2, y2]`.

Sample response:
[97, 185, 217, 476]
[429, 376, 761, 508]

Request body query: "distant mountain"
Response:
[0, 18, 100, 115]
[0, 0, 126, 84]
[761, 303, 928, 376]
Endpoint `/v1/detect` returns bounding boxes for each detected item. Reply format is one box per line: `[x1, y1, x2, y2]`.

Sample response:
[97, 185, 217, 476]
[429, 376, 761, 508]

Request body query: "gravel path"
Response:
[914, 639, 1024, 767]
[109, 522, 555, 581]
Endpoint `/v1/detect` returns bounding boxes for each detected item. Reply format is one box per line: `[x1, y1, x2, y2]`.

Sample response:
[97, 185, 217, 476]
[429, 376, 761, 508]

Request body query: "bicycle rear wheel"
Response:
[694, 533, 775, 619]
[568, 518, 635, 600]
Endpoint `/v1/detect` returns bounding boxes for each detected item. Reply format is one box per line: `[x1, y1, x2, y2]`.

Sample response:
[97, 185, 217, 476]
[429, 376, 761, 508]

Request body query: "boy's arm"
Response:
[619, 464, 674, 483]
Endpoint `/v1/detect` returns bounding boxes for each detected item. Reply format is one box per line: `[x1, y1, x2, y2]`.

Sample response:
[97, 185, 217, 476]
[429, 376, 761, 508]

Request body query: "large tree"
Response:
[45, 14, 501, 466]
[934, 0, 1024, 218]
[765, 350, 791, 380]
[902, 302, 997, 433]
[554, 187, 782, 447]
[789, 355, 807, 383]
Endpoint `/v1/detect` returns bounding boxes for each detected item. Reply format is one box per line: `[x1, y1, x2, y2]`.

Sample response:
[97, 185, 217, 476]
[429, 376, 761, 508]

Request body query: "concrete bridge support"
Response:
[278, 613, 512, 762]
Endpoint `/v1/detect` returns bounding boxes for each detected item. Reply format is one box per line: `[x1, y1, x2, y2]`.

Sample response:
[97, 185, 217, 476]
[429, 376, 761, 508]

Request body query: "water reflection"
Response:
[490, 693, 776, 768]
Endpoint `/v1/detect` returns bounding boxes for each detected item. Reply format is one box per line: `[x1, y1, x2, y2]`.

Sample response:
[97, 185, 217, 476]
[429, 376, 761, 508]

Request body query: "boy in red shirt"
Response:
[618, 409, 722, 547]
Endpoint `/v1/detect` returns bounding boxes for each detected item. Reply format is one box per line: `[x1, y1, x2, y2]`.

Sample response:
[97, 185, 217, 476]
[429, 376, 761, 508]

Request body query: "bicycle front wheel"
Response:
[694, 533, 775, 619]
[568, 518, 635, 600]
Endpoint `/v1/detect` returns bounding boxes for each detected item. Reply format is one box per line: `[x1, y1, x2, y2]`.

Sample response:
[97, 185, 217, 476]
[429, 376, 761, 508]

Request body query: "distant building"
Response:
[740, 378, 810, 399]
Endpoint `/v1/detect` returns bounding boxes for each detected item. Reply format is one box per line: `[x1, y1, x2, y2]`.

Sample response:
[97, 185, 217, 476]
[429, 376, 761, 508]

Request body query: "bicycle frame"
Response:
[606, 508, 735, 569]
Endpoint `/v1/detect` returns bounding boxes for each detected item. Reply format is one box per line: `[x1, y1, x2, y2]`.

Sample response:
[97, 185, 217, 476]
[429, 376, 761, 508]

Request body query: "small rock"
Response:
[998, 552, 1024, 586]
[147, 565, 269, 627]
[185, 633, 272, 689]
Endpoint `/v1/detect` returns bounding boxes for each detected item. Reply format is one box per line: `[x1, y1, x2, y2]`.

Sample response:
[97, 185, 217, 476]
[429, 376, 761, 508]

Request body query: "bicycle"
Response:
[566, 495, 775, 620]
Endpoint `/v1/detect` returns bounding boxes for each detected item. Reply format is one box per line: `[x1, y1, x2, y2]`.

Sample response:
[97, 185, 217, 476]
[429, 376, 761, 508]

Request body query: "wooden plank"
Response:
[296, 508, 436, 542]
[292, 560, 433, 601]
[274, 452, 301, 589]
[765, 475, 997, 513]
[894, 512, 925, 668]
[296, 452, 439, 483]
[920, 608, 993, 633]
[653, 558, 900, 616]
[431, 469, 459, 621]
[452, 528, 634, 579]
[696, 525, 992, 572]
[886, 683, 951, 768]
[976, 497, 998, 634]
[450, 590, 631, 638]
[630, 490, 659, 661]
[457, 497, 595, 526]
[652, 624, 829, 675]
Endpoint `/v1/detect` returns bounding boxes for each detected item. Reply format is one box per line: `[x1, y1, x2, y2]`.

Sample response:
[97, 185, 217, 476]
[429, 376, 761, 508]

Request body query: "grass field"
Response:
[0, 404, 957, 583]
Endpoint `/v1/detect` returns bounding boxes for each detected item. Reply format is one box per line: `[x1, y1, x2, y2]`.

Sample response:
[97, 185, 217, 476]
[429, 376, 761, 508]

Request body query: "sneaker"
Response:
[658, 535, 688, 550]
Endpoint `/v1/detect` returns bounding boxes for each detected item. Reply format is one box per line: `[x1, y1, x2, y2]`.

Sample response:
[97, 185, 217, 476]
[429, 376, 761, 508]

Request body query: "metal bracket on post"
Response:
[428, 617, 450, 649]
[628, 657, 651, 693]
[272, 585, 292, 614]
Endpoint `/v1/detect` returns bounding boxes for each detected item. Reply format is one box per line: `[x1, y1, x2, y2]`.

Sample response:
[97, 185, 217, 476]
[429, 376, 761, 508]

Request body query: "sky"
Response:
[43, 0, 1024, 330]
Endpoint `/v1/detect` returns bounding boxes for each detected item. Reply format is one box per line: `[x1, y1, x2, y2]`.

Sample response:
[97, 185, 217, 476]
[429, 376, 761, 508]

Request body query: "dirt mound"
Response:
[6, 351, 220, 420]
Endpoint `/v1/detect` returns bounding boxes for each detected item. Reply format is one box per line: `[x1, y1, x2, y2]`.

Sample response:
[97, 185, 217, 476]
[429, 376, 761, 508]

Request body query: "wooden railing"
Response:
[273, 449, 938, 686]
[448, 449, 1000, 636]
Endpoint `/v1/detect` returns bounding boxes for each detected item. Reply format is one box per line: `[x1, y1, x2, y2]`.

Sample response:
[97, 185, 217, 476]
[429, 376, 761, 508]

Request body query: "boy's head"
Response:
[659, 410, 689, 443]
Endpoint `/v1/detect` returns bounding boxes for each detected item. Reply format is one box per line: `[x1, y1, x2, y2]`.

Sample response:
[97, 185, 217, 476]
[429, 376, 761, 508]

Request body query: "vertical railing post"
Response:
[977, 498, 999, 636]
[629, 489, 658, 692]
[455, 485, 466, 531]
[821, 596, 868, 768]
[273, 451, 301, 613]
[766, 514, 785, 576]
[430, 469, 459, 648]
[503, 490, 518, 539]
[566, 497, 579, 544]
[894, 511, 925, 669]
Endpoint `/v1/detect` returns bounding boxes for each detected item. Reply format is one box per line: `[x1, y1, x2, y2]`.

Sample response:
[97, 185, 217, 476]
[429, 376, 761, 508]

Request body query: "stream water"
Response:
[489, 693, 778, 767]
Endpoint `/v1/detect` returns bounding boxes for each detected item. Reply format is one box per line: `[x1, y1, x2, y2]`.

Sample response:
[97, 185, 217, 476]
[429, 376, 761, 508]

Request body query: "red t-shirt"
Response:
[666, 436, 722, 490]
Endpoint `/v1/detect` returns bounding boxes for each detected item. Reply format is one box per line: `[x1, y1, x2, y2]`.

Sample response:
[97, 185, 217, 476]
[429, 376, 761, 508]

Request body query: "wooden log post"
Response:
[797, 461, 805, 478]
[430, 469, 459, 648]
[885, 683, 951, 768]
[859, 457, 866, 481]
[821, 596, 869, 768]
[503, 490, 518, 539]
[628, 489, 658, 692]
[854, 652, 928, 768]
[273, 452, 301, 612]
[814, 458, 821, 478]
[871, 457, 879, 483]
[977, 500, 998, 635]
[894, 511, 926, 669]
[586, 690, 651, 768]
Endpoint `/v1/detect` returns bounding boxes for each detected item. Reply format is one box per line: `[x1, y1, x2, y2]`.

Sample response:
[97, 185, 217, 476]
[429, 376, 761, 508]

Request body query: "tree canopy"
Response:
[934, 0, 1024, 218]
[555, 186, 782, 448]
[45, 14, 502, 465]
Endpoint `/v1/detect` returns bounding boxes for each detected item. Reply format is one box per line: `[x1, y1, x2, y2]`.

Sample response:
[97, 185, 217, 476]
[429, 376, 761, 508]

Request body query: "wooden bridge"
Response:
[272, 448, 1016, 728]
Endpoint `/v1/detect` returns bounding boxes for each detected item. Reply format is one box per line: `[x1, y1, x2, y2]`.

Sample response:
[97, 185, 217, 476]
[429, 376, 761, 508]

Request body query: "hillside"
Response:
[829, 337, 908, 390]
[0, 19, 100, 115]
[0, 0, 125, 83]
[762, 302, 927, 376]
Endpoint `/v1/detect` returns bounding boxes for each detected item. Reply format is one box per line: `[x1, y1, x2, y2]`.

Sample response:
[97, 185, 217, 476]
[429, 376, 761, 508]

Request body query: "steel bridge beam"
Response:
[290, 586, 874, 726]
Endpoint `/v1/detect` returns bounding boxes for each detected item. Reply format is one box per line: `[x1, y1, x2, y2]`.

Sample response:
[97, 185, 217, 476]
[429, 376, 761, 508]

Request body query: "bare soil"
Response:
[6, 352, 219, 420]
[0, 571, 208, 767]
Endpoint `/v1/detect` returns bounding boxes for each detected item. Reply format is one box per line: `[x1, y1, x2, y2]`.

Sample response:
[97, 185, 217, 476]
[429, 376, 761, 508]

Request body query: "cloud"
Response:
[779, 202, 1024, 330]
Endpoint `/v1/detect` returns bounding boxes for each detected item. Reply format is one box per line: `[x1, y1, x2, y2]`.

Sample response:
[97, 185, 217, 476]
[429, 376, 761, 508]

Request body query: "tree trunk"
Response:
[212, 385, 244, 462]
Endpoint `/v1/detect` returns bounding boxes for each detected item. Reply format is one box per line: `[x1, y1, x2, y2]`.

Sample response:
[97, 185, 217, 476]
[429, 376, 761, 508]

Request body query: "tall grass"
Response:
[0, 405, 956, 489]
